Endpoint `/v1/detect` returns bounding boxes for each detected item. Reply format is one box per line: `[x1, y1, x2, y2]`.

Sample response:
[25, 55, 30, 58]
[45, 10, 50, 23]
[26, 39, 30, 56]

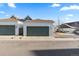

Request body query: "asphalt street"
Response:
[0, 40, 78, 56]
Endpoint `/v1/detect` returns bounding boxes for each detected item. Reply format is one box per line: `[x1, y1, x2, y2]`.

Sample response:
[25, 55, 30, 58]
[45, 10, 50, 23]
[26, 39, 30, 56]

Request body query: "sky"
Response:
[0, 3, 79, 24]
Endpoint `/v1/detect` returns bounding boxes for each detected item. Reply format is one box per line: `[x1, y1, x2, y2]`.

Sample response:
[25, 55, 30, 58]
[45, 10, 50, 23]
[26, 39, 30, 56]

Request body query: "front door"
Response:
[19, 27, 23, 36]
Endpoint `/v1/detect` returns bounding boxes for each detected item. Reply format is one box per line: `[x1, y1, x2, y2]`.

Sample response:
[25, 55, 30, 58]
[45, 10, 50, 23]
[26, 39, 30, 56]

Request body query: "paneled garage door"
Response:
[0, 25, 15, 35]
[27, 26, 49, 36]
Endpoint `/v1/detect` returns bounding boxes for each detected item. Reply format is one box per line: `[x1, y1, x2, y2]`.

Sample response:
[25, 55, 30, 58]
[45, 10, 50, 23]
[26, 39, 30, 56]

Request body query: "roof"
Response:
[0, 18, 54, 23]
[0, 15, 18, 22]
[32, 20, 54, 23]
[59, 24, 71, 28]
[59, 21, 79, 28]
[0, 18, 17, 22]
[0, 15, 54, 23]
[25, 19, 54, 23]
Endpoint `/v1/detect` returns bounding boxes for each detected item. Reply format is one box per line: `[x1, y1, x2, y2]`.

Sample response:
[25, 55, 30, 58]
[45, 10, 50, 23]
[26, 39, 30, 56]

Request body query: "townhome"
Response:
[0, 16, 54, 36]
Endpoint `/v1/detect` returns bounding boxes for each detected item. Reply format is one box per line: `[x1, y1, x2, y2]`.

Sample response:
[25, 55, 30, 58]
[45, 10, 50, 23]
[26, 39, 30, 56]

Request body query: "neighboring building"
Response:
[57, 21, 79, 33]
[0, 16, 54, 36]
[59, 21, 79, 28]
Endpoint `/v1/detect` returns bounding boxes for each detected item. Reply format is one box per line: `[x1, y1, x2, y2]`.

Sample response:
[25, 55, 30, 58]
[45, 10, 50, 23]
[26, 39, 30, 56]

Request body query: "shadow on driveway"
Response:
[31, 48, 79, 56]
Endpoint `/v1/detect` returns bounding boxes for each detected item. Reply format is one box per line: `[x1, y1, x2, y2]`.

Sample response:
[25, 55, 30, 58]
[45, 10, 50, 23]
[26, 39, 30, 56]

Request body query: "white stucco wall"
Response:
[23, 21, 53, 36]
[0, 22, 16, 25]
[0, 21, 54, 36]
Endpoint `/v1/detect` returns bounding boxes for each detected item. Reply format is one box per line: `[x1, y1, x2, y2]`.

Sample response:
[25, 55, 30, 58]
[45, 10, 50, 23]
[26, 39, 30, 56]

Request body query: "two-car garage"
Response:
[27, 26, 49, 36]
[0, 25, 49, 36]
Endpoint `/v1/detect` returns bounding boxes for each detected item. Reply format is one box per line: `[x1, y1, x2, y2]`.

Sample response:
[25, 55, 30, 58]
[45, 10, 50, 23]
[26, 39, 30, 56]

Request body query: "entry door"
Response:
[19, 27, 23, 35]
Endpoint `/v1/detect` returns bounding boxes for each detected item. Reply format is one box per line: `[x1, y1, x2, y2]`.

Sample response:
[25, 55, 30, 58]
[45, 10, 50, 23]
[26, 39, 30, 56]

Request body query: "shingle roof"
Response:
[0, 15, 54, 24]
[0, 18, 17, 22]
[0, 16, 18, 22]
[25, 19, 54, 23]
[0, 18, 54, 23]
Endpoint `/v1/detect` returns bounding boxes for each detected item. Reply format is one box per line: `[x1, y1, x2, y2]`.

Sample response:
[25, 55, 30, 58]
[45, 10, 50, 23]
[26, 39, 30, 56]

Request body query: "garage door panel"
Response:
[0, 25, 15, 35]
[27, 26, 49, 36]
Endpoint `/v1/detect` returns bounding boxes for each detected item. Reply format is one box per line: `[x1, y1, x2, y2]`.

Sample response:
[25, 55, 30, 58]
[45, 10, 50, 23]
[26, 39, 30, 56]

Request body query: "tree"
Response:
[10, 15, 17, 19]
[24, 16, 32, 20]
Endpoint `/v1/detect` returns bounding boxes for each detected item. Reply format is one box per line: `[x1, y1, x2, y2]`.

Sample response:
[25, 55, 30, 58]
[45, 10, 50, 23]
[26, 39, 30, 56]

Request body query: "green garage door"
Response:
[27, 26, 49, 36]
[0, 25, 15, 35]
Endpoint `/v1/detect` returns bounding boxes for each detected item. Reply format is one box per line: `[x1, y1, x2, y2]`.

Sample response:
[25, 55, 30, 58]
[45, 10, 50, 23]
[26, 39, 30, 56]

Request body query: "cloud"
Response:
[63, 17, 72, 23]
[0, 11, 9, 17]
[66, 14, 74, 17]
[65, 17, 70, 20]
[60, 5, 79, 11]
[16, 15, 21, 18]
[0, 11, 5, 14]
[5, 14, 9, 16]
[8, 3, 16, 8]
[51, 3, 60, 7]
